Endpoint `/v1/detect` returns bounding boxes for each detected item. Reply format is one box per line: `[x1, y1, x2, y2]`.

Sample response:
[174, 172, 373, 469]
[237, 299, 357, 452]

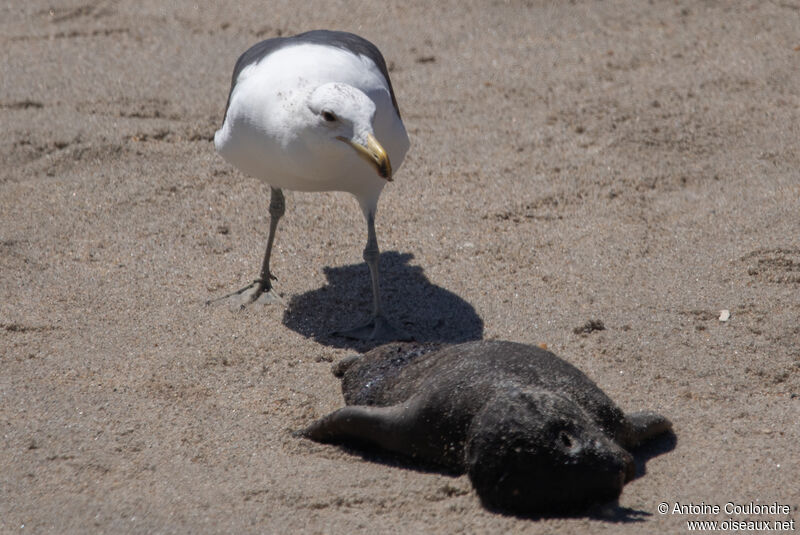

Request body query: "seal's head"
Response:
[466, 384, 634, 515]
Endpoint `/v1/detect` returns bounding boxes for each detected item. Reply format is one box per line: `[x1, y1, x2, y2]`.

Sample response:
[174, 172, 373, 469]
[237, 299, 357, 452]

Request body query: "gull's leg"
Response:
[333, 210, 410, 341]
[206, 187, 285, 308]
[364, 210, 383, 318]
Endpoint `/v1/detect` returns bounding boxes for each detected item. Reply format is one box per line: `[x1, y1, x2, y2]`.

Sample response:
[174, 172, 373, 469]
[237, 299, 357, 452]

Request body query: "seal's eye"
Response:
[322, 111, 336, 122]
[558, 430, 574, 449]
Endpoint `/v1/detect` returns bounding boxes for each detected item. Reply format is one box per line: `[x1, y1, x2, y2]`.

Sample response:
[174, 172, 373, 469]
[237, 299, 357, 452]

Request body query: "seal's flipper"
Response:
[332, 354, 361, 378]
[624, 411, 672, 447]
[298, 402, 419, 454]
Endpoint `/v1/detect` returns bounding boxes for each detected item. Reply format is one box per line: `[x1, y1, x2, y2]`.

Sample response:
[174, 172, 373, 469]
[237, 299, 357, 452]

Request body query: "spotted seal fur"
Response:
[299, 340, 672, 514]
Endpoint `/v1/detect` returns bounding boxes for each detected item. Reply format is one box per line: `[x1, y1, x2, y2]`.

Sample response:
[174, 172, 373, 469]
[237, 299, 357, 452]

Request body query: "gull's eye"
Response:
[322, 111, 336, 122]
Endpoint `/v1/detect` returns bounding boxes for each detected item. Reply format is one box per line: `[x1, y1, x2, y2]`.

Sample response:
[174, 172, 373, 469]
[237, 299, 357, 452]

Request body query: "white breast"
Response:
[214, 43, 409, 202]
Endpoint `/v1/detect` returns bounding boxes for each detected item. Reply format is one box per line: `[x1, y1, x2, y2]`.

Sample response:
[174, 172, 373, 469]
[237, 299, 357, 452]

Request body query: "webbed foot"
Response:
[332, 314, 412, 342]
[206, 279, 285, 310]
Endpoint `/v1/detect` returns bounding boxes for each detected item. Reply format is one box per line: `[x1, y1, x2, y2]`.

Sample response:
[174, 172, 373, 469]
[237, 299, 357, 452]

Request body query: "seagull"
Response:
[211, 30, 410, 341]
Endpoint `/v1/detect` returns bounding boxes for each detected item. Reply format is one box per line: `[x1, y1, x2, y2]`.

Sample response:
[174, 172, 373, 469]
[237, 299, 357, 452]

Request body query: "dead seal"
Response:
[299, 340, 672, 515]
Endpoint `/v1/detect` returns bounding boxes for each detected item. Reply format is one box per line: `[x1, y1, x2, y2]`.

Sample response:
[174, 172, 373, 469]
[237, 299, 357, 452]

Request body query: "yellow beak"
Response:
[337, 133, 392, 181]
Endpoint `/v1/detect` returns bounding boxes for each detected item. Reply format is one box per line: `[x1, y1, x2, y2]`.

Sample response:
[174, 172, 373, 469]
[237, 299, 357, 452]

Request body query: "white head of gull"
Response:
[211, 30, 410, 341]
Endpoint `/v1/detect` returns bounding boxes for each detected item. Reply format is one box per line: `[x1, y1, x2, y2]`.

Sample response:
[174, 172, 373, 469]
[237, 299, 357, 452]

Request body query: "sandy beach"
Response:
[1, 1, 799, 533]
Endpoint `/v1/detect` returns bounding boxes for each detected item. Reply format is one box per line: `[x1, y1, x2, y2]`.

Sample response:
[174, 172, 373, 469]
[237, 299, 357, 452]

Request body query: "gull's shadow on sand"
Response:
[302, 430, 676, 522]
[282, 251, 483, 351]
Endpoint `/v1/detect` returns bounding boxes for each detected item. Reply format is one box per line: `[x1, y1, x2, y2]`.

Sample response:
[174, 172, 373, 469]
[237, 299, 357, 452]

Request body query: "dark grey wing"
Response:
[221, 36, 289, 121]
[221, 30, 402, 124]
[293, 30, 401, 117]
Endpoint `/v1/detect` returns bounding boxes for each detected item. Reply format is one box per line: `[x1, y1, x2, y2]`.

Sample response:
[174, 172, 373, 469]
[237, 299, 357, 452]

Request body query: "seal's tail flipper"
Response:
[332, 354, 361, 377]
[625, 411, 673, 447]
